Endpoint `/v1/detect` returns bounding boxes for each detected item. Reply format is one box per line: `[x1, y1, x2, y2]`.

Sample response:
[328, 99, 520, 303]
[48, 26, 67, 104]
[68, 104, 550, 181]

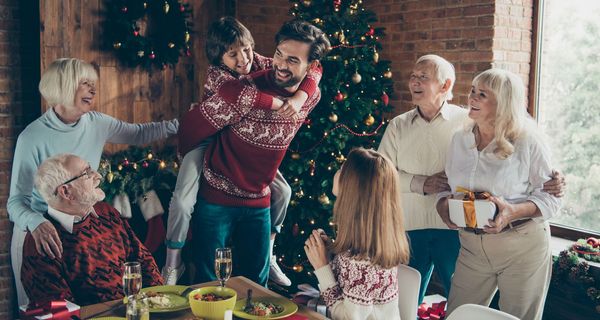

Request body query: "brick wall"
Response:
[236, 0, 292, 57]
[0, 0, 40, 317]
[368, 0, 533, 114]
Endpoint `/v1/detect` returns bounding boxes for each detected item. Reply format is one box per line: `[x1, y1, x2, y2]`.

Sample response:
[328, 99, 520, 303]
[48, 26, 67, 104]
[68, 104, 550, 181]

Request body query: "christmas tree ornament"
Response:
[313, 18, 322, 24]
[180, 4, 185, 12]
[352, 72, 362, 84]
[137, 50, 145, 57]
[383, 70, 393, 78]
[318, 193, 331, 205]
[334, 91, 344, 102]
[117, 164, 123, 171]
[289, 200, 298, 206]
[123, 159, 130, 166]
[147, 153, 153, 160]
[338, 32, 345, 43]
[296, 189, 305, 198]
[364, 114, 375, 126]
[143, 2, 147, 9]
[303, 0, 312, 6]
[159, 161, 166, 169]
[163, 1, 170, 14]
[142, 161, 149, 168]
[329, 113, 339, 123]
[121, 6, 128, 13]
[381, 92, 389, 106]
[366, 27, 375, 36]
[133, 30, 139, 36]
[149, 51, 156, 59]
[168, 42, 175, 48]
[309, 160, 316, 176]
[292, 223, 300, 236]
[360, 36, 366, 41]
[373, 49, 379, 63]
[107, 172, 114, 183]
[336, 154, 346, 163]
[132, 163, 138, 170]
[113, 42, 122, 49]
[293, 264, 304, 272]
[291, 152, 301, 160]
[184, 31, 190, 43]
[303, 118, 312, 125]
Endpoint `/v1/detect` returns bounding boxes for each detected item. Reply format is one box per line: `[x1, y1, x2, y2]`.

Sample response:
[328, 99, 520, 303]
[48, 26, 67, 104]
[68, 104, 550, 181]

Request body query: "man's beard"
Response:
[74, 186, 105, 208]
[273, 67, 302, 88]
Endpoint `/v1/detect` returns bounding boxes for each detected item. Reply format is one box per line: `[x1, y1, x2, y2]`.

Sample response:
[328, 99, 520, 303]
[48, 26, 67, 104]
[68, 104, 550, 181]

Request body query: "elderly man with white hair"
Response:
[378, 55, 564, 304]
[20, 154, 163, 306]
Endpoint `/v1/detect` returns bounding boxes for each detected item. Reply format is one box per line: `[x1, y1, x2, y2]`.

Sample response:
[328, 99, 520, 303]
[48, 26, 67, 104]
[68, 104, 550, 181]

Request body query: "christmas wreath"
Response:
[104, 0, 192, 69]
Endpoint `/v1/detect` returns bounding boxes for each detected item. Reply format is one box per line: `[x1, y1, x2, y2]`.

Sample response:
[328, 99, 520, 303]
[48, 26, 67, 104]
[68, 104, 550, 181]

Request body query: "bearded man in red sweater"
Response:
[178, 20, 330, 286]
[21, 154, 163, 305]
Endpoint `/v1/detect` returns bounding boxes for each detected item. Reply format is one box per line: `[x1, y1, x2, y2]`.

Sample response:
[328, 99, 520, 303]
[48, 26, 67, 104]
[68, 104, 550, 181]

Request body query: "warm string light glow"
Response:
[288, 121, 385, 154]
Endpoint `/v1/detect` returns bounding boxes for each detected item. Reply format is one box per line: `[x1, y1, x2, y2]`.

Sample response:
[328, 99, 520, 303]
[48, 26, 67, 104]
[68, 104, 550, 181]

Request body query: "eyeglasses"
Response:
[54, 165, 94, 196]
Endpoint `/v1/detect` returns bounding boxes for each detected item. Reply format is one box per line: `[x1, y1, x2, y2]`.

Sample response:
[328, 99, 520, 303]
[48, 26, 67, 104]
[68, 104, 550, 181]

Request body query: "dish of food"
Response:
[233, 297, 298, 319]
[192, 292, 234, 302]
[138, 285, 190, 313]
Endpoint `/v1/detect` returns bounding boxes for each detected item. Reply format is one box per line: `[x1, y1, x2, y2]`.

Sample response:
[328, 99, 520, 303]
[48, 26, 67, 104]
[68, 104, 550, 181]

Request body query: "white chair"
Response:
[397, 264, 421, 320]
[447, 303, 520, 320]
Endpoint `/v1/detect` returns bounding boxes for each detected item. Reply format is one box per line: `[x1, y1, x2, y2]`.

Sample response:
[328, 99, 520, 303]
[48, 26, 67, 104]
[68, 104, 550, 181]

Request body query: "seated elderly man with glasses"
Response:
[21, 153, 163, 306]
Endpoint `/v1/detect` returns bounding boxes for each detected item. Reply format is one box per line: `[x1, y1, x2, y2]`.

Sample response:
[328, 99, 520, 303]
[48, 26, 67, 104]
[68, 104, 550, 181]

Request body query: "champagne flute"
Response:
[126, 294, 149, 320]
[215, 247, 232, 287]
[123, 261, 142, 297]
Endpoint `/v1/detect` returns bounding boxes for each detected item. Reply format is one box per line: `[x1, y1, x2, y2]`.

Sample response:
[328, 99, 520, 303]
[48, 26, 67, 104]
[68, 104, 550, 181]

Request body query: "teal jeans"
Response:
[408, 229, 460, 303]
[191, 198, 271, 287]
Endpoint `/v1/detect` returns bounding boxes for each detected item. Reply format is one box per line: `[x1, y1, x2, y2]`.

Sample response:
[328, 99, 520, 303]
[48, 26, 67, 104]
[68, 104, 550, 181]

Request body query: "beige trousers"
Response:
[447, 220, 552, 320]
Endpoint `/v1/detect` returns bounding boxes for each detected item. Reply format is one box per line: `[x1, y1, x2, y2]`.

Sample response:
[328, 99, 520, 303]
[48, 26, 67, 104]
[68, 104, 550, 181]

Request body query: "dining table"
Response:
[79, 276, 326, 319]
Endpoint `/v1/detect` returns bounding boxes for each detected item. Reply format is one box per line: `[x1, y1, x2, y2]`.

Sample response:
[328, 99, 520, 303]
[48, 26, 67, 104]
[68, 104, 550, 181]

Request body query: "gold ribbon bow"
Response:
[456, 187, 492, 228]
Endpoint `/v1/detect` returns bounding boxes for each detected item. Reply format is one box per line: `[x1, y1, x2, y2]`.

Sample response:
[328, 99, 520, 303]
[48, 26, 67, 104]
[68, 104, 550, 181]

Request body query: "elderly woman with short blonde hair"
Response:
[8, 58, 178, 305]
[436, 68, 561, 319]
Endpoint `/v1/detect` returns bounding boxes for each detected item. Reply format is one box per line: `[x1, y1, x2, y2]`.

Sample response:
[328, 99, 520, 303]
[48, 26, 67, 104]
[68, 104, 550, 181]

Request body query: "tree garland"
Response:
[552, 246, 600, 314]
[97, 146, 179, 203]
[104, 0, 192, 69]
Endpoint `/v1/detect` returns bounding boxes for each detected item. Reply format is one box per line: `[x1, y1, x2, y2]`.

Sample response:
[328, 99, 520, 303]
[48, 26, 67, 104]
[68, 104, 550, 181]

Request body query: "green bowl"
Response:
[188, 286, 237, 320]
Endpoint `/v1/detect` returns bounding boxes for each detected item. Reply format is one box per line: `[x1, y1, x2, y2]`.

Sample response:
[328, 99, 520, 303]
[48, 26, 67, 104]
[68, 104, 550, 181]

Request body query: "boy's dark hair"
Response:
[275, 20, 331, 62]
[205, 17, 255, 66]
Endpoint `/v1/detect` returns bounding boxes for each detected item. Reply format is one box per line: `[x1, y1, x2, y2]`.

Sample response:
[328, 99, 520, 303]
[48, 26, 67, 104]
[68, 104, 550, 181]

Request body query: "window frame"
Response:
[530, 0, 600, 240]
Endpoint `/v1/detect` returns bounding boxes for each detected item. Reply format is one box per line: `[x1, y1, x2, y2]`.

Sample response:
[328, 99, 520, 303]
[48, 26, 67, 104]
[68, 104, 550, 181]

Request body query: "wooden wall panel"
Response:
[38, 0, 228, 154]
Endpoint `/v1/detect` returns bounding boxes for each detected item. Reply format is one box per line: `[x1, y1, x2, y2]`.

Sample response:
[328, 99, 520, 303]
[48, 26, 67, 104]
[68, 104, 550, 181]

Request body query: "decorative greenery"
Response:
[571, 238, 600, 263]
[277, 0, 394, 286]
[103, 0, 192, 69]
[97, 146, 179, 203]
[552, 249, 600, 313]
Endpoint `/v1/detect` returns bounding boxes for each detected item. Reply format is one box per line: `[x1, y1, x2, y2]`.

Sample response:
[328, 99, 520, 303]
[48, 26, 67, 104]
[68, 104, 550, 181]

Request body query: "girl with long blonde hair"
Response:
[305, 148, 409, 320]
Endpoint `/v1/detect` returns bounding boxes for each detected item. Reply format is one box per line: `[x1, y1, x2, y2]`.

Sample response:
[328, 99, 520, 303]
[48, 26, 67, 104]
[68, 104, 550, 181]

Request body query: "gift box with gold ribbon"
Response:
[448, 187, 497, 229]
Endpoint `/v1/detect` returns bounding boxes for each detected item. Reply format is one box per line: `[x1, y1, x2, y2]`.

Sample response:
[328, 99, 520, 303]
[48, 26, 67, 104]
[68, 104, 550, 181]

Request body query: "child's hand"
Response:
[271, 97, 285, 111]
[304, 230, 329, 269]
[278, 96, 303, 119]
[316, 228, 333, 246]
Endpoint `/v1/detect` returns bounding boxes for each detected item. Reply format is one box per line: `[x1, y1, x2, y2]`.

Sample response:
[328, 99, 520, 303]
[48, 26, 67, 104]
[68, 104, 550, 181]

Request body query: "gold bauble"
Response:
[184, 31, 190, 43]
[313, 18, 322, 24]
[113, 42, 122, 49]
[289, 200, 298, 206]
[106, 172, 114, 183]
[318, 193, 331, 206]
[338, 32, 345, 43]
[336, 154, 346, 163]
[383, 70, 393, 78]
[294, 264, 304, 273]
[168, 42, 175, 49]
[373, 51, 379, 63]
[360, 36, 366, 41]
[163, 1, 170, 13]
[291, 152, 301, 160]
[329, 113, 338, 123]
[352, 72, 362, 84]
[303, 0, 312, 6]
[117, 164, 123, 171]
[364, 114, 375, 126]
[137, 50, 145, 57]
[147, 153, 153, 160]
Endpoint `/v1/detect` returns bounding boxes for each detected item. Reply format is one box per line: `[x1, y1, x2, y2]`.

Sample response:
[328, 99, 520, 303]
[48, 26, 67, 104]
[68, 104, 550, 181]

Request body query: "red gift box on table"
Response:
[418, 300, 447, 320]
[19, 300, 80, 320]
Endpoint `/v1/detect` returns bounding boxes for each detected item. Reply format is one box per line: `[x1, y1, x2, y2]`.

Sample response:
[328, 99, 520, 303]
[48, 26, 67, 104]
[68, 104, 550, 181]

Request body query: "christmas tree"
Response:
[277, 0, 395, 286]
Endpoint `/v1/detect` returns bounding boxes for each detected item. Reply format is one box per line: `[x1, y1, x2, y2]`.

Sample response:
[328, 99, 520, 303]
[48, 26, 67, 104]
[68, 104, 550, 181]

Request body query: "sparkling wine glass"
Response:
[215, 247, 232, 287]
[123, 261, 142, 297]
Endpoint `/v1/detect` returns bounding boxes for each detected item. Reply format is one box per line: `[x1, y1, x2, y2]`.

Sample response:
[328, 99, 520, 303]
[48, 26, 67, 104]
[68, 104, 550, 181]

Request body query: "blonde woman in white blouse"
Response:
[436, 69, 561, 320]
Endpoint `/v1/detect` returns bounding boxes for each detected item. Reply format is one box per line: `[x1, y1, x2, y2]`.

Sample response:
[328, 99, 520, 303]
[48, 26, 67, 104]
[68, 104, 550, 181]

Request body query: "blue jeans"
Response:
[191, 199, 271, 287]
[408, 229, 460, 304]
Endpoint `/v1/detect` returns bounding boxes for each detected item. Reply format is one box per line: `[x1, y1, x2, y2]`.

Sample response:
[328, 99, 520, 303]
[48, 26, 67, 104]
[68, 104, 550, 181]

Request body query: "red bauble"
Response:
[292, 223, 300, 236]
[381, 92, 389, 106]
[304, 118, 312, 125]
[186, 49, 191, 57]
[333, 0, 341, 6]
[122, 159, 130, 166]
[180, 4, 185, 12]
[334, 92, 344, 102]
[121, 6, 128, 13]
[133, 30, 139, 36]
[149, 52, 156, 59]
[142, 161, 149, 168]
[366, 27, 375, 36]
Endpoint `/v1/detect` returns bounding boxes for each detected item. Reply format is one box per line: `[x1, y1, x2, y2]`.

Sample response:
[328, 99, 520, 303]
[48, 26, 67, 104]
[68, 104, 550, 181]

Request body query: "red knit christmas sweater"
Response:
[178, 69, 321, 208]
[21, 202, 163, 306]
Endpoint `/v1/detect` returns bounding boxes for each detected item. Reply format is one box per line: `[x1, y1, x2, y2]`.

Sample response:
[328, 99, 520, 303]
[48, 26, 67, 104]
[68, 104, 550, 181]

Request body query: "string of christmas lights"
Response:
[288, 121, 385, 154]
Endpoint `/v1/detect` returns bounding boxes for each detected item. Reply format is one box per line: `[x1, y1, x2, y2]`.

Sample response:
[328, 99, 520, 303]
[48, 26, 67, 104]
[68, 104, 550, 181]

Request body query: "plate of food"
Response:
[139, 285, 191, 313]
[233, 297, 298, 319]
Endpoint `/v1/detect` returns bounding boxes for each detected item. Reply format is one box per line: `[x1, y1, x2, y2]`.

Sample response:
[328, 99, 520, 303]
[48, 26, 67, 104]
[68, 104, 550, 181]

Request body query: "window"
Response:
[535, 0, 600, 234]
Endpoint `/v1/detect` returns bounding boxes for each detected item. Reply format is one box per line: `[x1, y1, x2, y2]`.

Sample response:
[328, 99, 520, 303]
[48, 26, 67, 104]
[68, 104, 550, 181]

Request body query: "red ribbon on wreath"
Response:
[21, 300, 77, 320]
[418, 301, 447, 320]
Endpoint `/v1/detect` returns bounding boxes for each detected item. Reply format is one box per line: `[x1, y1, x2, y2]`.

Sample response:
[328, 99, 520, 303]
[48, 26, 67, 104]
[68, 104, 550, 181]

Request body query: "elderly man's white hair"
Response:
[35, 153, 78, 207]
[416, 54, 456, 101]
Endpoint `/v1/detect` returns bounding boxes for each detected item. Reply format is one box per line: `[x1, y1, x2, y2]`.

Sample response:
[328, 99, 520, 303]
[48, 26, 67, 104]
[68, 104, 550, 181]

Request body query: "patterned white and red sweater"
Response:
[314, 252, 400, 320]
[178, 69, 321, 208]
